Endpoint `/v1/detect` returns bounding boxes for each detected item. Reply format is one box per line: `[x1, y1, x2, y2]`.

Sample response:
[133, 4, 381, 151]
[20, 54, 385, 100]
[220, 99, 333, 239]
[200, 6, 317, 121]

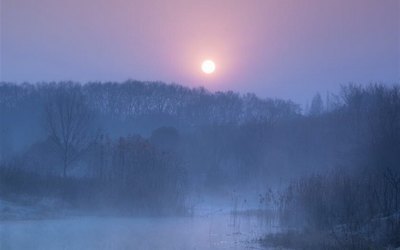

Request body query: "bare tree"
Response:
[45, 83, 95, 177]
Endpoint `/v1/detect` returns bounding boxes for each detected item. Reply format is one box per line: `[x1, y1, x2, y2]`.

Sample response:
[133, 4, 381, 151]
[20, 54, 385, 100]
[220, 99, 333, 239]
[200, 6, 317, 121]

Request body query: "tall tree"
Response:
[309, 93, 324, 116]
[45, 83, 95, 177]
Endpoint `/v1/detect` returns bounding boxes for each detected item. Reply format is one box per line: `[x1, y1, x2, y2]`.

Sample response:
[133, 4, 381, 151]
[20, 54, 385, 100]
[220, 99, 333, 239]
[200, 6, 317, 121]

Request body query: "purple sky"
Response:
[1, 0, 399, 104]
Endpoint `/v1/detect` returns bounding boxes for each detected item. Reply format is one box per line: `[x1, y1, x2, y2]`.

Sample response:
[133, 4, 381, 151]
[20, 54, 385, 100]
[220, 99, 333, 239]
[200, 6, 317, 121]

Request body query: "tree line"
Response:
[1, 81, 400, 221]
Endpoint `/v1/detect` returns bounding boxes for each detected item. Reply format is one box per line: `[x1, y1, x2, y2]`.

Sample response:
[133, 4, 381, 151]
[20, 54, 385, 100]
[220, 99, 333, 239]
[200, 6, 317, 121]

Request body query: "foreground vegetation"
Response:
[262, 169, 400, 249]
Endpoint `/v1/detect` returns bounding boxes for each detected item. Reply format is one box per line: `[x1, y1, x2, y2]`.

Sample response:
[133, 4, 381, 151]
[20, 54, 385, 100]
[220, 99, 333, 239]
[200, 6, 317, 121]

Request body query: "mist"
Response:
[1, 81, 399, 249]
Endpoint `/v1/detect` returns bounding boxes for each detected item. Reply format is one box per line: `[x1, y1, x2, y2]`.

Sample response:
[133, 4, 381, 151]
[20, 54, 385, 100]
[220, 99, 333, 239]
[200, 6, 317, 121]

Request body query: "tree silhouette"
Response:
[45, 83, 95, 177]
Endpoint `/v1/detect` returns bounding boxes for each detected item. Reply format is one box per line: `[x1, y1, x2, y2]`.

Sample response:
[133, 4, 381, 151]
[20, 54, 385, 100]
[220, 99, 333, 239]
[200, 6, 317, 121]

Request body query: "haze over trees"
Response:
[44, 84, 96, 178]
[1, 81, 399, 248]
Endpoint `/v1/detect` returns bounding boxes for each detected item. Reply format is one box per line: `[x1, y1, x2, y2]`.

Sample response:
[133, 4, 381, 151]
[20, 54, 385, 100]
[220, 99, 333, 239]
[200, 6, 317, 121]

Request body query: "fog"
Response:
[1, 81, 400, 249]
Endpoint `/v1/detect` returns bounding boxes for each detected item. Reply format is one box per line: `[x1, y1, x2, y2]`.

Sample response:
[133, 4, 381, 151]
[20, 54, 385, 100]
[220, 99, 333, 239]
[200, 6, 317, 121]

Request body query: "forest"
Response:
[1, 81, 399, 248]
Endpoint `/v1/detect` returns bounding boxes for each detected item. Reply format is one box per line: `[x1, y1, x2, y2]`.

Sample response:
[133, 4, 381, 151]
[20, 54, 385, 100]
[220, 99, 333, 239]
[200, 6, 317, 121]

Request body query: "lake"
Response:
[0, 207, 278, 250]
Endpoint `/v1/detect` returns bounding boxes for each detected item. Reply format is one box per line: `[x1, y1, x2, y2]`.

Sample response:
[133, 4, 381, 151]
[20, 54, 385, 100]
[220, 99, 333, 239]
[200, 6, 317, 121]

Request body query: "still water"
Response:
[0, 210, 277, 250]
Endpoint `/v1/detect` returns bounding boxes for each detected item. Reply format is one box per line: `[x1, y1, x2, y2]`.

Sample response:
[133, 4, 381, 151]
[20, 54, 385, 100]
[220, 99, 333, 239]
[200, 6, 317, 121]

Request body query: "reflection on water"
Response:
[0, 210, 277, 250]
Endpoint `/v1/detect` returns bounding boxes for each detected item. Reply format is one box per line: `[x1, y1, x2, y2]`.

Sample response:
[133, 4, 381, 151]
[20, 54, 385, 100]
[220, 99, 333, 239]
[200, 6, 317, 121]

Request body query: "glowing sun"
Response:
[201, 60, 216, 74]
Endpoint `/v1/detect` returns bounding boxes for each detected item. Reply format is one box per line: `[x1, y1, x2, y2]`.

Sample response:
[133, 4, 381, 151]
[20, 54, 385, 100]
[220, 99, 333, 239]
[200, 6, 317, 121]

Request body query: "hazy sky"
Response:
[1, 0, 399, 103]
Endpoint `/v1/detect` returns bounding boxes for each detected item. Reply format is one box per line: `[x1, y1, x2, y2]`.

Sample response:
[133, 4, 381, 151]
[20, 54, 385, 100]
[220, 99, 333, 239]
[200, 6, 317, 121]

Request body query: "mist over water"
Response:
[1, 198, 277, 250]
[1, 81, 400, 249]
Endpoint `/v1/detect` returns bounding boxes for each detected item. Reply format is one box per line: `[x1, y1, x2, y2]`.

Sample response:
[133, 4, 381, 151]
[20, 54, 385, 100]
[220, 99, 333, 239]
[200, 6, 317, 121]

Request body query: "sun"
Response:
[201, 60, 216, 74]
